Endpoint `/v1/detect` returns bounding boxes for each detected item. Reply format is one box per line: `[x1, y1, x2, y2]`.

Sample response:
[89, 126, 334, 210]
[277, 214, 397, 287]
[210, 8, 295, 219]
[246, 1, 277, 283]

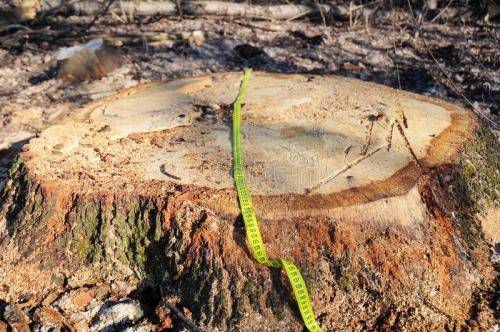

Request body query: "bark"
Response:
[21, 1, 365, 21]
[0, 72, 498, 331]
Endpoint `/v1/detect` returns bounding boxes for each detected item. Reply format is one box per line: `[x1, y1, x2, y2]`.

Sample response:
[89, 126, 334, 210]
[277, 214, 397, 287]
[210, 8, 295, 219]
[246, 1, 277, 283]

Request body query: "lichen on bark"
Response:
[1, 158, 56, 250]
[447, 124, 500, 246]
[68, 197, 166, 279]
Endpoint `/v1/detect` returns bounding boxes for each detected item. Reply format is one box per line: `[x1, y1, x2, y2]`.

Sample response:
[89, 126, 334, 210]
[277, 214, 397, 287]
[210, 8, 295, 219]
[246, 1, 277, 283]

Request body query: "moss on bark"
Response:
[448, 124, 500, 246]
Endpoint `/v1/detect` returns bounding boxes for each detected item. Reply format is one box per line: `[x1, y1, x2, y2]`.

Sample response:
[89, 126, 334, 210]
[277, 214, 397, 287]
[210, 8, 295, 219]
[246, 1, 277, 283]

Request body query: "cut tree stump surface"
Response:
[27, 72, 472, 212]
[2, 72, 497, 331]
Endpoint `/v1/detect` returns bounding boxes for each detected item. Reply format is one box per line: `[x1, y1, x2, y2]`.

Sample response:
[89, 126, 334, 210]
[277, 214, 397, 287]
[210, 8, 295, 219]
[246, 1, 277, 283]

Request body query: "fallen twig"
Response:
[430, 0, 454, 23]
[158, 285, 203, 332]
[0, 24, 31, 33]
[162, 301, 203, 332]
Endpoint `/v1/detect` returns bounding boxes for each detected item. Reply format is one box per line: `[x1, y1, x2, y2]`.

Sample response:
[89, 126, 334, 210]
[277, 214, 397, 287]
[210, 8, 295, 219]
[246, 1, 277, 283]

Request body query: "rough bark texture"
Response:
[0, 73, 498, 331]
[7, 0, 355, 22]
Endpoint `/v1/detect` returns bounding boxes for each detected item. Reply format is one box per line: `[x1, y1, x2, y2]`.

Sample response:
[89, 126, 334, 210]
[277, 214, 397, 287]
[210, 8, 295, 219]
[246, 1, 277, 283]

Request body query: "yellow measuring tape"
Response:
[232, 69, 322, 332]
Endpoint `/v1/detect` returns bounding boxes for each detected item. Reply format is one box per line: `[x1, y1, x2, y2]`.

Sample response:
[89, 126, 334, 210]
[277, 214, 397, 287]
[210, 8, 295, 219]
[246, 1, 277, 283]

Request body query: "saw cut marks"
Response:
[27, 72, 465, 199]
[87, 76, 213, 139]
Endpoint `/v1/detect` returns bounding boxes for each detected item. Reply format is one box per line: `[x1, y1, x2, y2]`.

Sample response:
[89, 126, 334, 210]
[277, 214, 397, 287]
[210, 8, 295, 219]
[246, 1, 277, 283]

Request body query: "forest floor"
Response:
[0, 5, 499, 331]
[0, 8, 499, 189]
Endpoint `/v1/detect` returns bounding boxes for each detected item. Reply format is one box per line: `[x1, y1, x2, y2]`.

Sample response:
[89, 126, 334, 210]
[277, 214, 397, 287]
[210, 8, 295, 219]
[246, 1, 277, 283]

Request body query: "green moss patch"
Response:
[448, 124, 500, 246]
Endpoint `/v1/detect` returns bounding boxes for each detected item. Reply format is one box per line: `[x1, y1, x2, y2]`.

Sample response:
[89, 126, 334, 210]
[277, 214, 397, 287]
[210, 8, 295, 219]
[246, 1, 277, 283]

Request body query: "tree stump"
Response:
[1, 72, 498, 330]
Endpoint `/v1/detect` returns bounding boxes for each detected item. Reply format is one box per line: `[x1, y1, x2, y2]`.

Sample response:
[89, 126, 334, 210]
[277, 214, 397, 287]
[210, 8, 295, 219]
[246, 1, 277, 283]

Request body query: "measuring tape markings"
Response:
[232, 69, 322, 332]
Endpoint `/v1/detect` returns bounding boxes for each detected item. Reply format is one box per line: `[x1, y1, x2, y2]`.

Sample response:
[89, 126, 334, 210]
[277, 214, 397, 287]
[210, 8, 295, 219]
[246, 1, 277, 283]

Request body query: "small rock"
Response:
[1, 303, 30, 332]
[54, 290, 104, 330]
[191, 30, 205, 46]
[71, 288, 97, 310]
[32, 307, 64, 332]
[55, 287, 101, 316]
[91, 299, 144, 332]
[454, 73, 464, 83]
